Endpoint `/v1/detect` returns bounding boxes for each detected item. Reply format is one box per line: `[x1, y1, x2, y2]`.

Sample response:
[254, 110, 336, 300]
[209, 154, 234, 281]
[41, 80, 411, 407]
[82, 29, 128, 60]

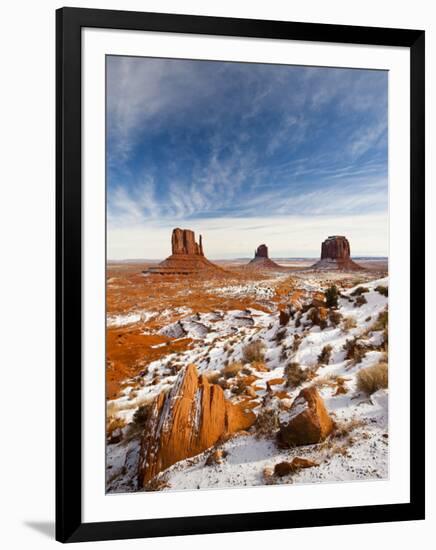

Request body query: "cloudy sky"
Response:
[106, 56, 388, 260]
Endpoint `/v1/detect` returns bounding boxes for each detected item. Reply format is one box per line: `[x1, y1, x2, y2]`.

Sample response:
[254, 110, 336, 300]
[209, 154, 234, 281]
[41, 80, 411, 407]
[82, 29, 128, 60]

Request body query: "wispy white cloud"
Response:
[107, 57, 388, 259]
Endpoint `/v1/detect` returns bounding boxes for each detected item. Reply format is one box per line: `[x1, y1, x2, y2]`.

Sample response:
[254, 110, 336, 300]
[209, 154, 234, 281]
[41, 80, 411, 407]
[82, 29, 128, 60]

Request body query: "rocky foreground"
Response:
[106, 268, 388, 493]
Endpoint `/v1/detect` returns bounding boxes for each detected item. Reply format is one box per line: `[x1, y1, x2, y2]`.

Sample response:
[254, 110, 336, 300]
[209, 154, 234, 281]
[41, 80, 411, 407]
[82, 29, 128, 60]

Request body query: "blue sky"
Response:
[107, 56, 388, 260]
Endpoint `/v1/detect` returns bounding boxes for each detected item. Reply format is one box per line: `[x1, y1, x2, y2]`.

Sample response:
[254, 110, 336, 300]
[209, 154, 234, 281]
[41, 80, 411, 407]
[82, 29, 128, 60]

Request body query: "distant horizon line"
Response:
[107, 255, 389, 263]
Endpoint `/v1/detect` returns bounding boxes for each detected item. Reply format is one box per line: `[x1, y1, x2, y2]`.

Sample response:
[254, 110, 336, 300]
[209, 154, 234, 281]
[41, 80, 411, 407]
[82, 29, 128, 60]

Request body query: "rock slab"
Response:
[138, 364, 256, 485]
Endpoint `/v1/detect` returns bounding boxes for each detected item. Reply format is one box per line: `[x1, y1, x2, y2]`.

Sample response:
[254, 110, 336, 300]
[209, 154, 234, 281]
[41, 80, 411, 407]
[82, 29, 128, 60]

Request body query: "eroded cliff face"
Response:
[312, 236, 363, 271]
[321, 236, 351, 260]
[171, 228, 204, 256]
[254, 244, 269, 259]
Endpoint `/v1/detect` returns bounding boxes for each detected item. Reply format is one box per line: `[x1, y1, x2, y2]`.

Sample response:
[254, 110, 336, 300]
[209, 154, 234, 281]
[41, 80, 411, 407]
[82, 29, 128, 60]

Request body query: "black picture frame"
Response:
[56, 6, 425, 543]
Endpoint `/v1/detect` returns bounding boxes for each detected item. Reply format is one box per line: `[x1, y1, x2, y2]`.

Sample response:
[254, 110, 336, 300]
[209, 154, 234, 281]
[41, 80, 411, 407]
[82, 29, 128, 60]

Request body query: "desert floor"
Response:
[106, 259, 389, 493]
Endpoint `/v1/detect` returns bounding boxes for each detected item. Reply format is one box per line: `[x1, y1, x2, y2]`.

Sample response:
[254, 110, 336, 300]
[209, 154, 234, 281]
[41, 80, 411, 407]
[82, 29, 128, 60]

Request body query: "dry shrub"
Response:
[241, 366, 253, 375]
[357, 362, 388, 395]
[307, 307, 327, 330]
[371, 309, 388, 332]
[318, 344, 333, 365]
[255, 407, 279, 438]
[292, 334, 302, 352]
[343, 337, 367, 364]
[351, 286, 369, 296]
[279, 346, 288, 362]
[125, 401, 154, 439]
[205, 370, 221, 384]
[242, 341, 265, 363]
[144, 474, 171, 492]
[375, 285, 388, 297]
[216, 377, 230, 390]
[230, 378, 247, 395]
[325, 285, 339, 308]
[354, 295, 368, 307]
[342, 316, 357, 331]
[222, 361, 243, 379]
[274, 328, 287, 344]
[332, 417, 366, 439]
[106, 415, 126, 438]
[284, 362, 310, 388]
[329, 309, 343, 327]
[312, 374, 337, 389]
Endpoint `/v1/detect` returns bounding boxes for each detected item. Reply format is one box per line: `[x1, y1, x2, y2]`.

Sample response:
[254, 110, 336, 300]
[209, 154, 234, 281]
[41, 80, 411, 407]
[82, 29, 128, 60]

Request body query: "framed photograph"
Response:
[56, 7, 425, 543]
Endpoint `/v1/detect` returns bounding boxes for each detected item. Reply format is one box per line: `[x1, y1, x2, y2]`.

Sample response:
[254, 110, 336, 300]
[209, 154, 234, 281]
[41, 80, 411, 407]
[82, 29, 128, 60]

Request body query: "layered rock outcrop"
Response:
[311, 236, 363, 271]
[146, 228, 222, 275]
[247, 243, 282, 270]
[138, 364, 256, 485]
[278, 387, 334, 447]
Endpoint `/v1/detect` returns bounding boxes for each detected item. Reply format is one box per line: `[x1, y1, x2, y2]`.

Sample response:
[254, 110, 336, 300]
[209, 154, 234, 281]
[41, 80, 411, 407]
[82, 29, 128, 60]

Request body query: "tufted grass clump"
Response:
[242, 341, 266, 363]
[284, 362, 310, 388]
[357, 362, 388, 395]
[318, 344, 333, 365]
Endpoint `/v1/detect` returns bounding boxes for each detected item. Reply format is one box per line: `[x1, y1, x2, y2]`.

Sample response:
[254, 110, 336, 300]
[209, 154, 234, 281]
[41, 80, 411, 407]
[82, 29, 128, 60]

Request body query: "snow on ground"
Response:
[209, 274, 289, 300]
[107, 275, 389, 493]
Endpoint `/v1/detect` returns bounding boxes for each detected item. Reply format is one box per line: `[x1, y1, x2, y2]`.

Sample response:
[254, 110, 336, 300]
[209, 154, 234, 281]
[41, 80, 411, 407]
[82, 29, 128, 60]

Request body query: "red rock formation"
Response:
[278, 386, 334, 447]
[255, 244, 268, 258]
[247, 243, 282, 270]
[138, 364, 256, 485]
[146, 228, 223, 275]
[312, 235, 363, 271]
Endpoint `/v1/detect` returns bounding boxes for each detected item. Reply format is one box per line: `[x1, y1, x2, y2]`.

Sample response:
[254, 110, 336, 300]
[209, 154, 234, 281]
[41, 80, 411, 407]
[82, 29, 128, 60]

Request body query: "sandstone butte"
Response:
[247, 243, 282, 270]
[145, 228, 224, 275]
[311, 235, 363, 271]
[278, 386, 334, 447]
[138, 364, 256, 486]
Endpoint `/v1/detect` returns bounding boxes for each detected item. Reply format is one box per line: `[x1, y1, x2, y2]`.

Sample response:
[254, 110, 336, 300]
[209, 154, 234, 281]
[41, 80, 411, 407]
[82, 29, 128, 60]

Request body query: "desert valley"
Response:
[106, 229, 388, 493]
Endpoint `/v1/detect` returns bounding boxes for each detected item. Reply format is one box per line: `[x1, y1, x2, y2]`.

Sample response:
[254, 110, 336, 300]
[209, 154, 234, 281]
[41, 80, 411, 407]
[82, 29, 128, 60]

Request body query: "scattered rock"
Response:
[267, 377, 285, 386]
[263, 466, 275, 484]
[291, 457, 319, 470]
[274, 457, 319, 477]
[278, 387, 334, 447]
[274, 461, 294, 477]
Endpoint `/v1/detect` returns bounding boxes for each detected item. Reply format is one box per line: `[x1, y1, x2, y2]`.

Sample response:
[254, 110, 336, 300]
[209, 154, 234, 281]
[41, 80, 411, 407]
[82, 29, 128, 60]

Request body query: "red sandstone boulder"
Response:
[274, 457, 318, 476]
[137, 364, 255, 485]
[278, 387, 334, 447]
